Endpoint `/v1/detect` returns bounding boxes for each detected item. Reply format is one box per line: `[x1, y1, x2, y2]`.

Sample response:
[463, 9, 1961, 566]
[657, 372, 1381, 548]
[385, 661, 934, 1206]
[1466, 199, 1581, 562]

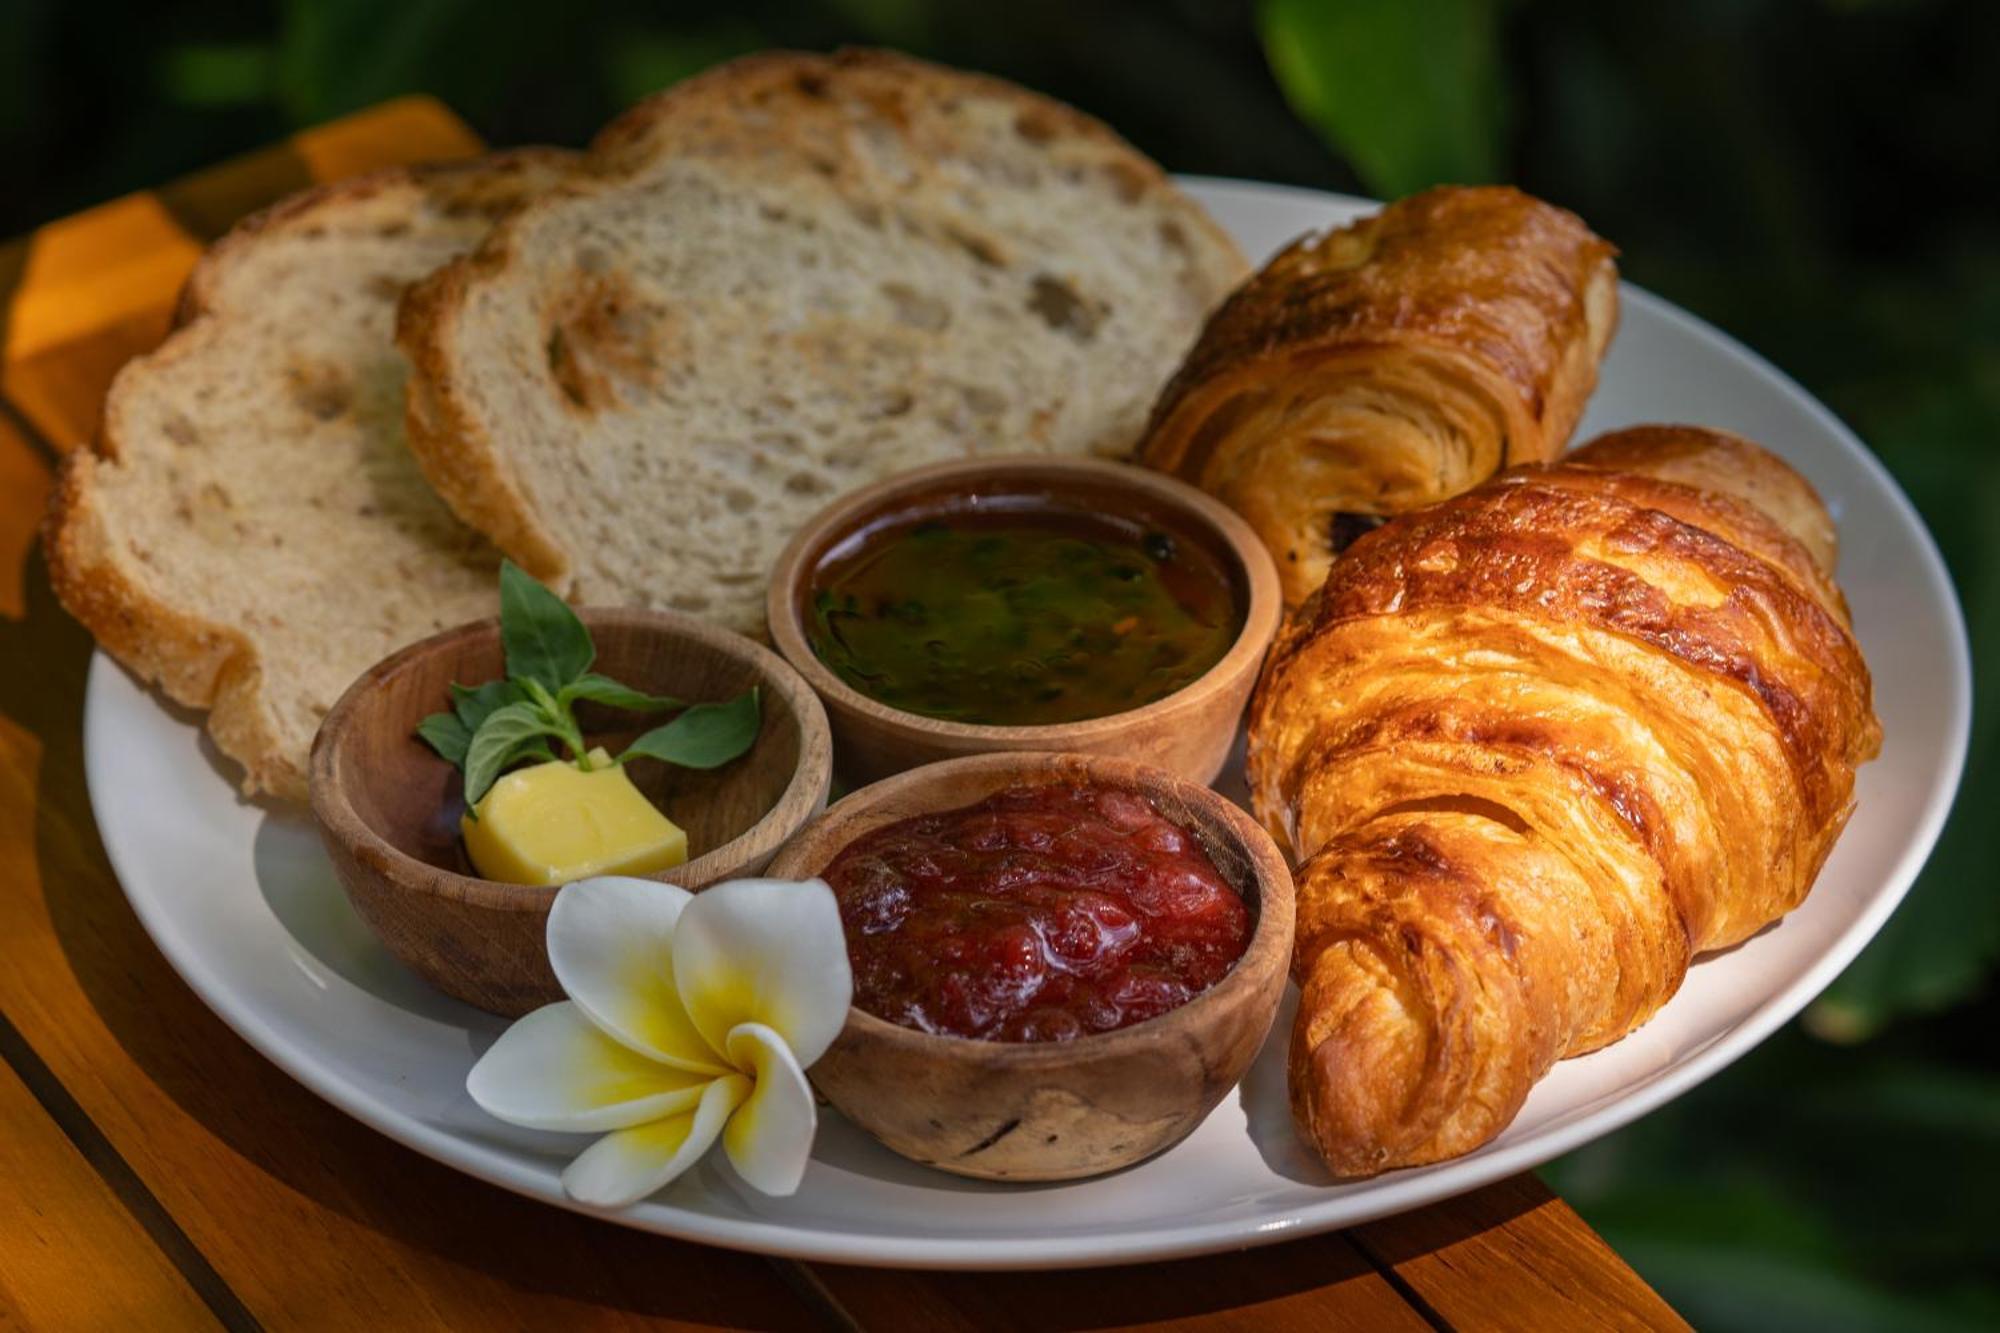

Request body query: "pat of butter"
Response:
[462, 749, 688, 887]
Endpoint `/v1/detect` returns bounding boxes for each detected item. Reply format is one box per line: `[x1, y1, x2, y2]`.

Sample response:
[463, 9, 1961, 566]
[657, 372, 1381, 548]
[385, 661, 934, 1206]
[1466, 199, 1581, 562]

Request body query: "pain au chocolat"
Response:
[1141, 186, 1619, 605]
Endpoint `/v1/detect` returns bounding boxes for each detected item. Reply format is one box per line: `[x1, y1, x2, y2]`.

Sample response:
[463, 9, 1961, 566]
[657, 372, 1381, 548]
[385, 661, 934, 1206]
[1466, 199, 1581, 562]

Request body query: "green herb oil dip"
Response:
[806, 508, 1242, 726]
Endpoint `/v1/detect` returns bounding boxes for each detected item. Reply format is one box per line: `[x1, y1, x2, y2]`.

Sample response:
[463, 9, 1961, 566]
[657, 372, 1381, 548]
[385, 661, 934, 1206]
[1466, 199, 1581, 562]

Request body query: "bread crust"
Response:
[395, 48, 1249, 614]
[395, 206, 576, 587]
[43, 151, 574, 800]
[44, 449, 302, 791]
[584, 48, 1207, 194]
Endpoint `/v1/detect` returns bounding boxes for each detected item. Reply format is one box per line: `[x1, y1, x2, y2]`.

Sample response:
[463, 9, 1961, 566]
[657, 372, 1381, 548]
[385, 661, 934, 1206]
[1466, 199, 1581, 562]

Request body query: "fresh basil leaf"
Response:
[620, 689, 761, 771]
[451, 678, 527, 732]
[463, 700, 571, 805]
[415, 711, 472, 768]
[499, 559, 594, 692]
[559, 672, 685, 713]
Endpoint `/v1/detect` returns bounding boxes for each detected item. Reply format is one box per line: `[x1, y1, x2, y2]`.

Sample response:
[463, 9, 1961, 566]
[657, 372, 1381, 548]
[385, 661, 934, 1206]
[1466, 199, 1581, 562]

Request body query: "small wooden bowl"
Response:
[767, 751, 1293, 1182]
[767, 456, 1282, 787]
[310, 610, 833, 1016]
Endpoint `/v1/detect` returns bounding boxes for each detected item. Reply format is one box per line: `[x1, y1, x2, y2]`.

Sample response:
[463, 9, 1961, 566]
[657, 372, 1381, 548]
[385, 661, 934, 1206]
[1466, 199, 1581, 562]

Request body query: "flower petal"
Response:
[547, 876, 729, 1075]
[560, 1074, 750, 1208]
[672, 878, 852, 1066]
[466, 1002, 714, 1132]
[721, 1022, 817, 1196]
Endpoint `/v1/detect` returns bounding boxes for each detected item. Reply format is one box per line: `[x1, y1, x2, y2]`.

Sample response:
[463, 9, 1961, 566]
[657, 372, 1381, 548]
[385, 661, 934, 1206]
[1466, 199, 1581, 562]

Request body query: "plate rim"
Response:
[84, 177, 1973, 1270]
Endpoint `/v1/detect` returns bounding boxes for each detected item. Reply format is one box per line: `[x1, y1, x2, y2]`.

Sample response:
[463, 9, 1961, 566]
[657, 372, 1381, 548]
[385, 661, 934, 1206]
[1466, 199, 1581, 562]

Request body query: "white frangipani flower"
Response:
[467, 875, 852, 1207]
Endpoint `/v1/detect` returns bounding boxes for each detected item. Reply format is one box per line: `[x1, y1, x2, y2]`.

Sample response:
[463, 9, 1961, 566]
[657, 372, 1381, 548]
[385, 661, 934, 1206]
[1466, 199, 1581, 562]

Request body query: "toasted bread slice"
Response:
[399, 49, 1247, 633]
[45, 151, 575, 801]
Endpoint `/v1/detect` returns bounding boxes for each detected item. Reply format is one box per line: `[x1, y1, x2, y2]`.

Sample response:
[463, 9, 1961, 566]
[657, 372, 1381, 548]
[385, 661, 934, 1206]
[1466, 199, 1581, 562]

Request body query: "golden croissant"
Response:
[1248, 425, 1880, 1176]
[1141, 185, 1619, 606]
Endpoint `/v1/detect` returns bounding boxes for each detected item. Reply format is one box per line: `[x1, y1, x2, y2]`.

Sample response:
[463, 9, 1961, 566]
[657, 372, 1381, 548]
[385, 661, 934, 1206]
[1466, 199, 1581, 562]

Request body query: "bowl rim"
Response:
[765, 455, 1284, 743]
[309, 606, 833, 911]
[767, 749, 1295, 1067]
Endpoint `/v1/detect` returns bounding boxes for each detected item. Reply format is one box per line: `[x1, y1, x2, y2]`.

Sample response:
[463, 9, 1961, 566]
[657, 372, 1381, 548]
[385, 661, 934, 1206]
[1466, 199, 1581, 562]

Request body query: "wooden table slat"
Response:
[0, 410, 52, 619]
[1349, 1174, 1689, 1332]
[806, 1233, 1434, 1332]
[0, 93, 1681, 1331]
[0, 1038, 220, 1331]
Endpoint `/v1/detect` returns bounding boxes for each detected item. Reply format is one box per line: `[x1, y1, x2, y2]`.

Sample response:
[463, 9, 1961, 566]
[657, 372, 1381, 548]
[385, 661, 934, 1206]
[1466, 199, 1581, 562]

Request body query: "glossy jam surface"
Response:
[824, 783, 1252, 1042]
[804, 505, 1241, 727]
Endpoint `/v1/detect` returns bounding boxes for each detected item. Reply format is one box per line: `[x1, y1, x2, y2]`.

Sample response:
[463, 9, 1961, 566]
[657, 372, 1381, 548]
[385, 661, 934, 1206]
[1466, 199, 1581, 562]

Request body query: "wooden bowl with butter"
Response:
[309, 609, 832, 1016]
[768, 750, 1293, 1182]
[767, 456, 1282, 788]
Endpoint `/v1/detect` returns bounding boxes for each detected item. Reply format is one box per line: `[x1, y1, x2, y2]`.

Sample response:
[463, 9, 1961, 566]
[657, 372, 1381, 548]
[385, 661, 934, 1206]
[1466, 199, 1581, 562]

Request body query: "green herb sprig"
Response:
[418, 561, 760, 806]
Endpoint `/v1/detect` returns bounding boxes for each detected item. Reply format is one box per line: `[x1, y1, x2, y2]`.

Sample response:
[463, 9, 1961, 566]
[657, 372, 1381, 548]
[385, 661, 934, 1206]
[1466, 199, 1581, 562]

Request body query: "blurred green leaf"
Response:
[273, 0, 472, 123]
[0, 0, 52, 162]
[1257, 0, 1504, 196]
[1549, 1029, 2000, 1327]
[1811, 787, 2000, 1040]
[1544, 1172, 1981, 1330]
[158, 43, 274, 107]
[826, 0, 933, 47]
[1804, 279, 2000, 1035]
[1615, 1239, 2000, 1333]
[600, 22, 765, 107]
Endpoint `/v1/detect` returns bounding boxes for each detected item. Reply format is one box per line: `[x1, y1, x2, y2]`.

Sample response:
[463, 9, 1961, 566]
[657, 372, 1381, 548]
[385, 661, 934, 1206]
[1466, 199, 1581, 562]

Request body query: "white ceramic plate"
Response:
[85, 180, 1970, 1269]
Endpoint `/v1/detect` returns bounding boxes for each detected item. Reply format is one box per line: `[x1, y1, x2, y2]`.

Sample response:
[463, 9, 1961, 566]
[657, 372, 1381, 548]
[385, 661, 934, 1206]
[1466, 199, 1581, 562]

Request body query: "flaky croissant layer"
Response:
[1253, 425, 1879, 1177]
[1141, 186, 1619, 605]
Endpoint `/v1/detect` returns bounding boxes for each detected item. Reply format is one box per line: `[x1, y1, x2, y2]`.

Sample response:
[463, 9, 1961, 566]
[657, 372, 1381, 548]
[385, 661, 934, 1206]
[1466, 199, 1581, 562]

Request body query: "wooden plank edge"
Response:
[797, 1228, 1437, 1332]
[0, 1009, 260, 1332]
[770, 1260, 867, 1333]
[1347, 1174, 1689, 1332]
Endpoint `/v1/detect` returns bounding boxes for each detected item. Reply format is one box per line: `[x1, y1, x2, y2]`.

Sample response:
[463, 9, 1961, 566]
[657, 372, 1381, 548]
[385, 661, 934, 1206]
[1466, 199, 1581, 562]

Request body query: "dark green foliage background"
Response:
[4, 1, 1993, 1324]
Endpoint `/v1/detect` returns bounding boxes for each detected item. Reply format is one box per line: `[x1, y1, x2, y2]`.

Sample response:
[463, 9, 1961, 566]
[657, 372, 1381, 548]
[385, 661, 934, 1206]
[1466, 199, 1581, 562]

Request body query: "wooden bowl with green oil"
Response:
[767, 455, 1282, 787]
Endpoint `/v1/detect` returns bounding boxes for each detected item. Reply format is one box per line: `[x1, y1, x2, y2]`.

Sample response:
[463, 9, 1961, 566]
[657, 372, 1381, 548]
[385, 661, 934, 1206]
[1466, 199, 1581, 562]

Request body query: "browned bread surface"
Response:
[398, 48, 1250, 632]
[45, 151, 575, 800]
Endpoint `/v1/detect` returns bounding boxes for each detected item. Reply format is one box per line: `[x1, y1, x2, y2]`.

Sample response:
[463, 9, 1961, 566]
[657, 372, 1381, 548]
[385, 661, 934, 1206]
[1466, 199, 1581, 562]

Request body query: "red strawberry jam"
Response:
[823, 783, 1252, 1042]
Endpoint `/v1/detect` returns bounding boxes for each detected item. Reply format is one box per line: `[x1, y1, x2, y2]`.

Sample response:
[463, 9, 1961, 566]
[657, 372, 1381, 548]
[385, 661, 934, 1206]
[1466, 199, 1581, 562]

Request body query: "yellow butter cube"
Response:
[462, 750, 688, 886]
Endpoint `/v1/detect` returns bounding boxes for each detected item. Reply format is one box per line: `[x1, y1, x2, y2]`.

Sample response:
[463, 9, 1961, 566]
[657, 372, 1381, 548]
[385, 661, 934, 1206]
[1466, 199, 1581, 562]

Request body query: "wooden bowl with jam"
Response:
[767, 750, 1294, 1182]
[309, 609, 833, 1016]
[767, 456, 1282, 787]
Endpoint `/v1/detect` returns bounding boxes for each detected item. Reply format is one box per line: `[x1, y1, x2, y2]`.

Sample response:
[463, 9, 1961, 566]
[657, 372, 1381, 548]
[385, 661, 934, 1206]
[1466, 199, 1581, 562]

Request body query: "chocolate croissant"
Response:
[1140, 186, 1619, 605]
[1249, 425, 1879, 1176]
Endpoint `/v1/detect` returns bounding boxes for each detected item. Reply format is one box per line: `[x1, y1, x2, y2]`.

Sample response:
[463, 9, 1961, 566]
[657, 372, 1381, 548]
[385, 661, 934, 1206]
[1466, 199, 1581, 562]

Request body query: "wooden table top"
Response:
[0, 96, 1687, 1332]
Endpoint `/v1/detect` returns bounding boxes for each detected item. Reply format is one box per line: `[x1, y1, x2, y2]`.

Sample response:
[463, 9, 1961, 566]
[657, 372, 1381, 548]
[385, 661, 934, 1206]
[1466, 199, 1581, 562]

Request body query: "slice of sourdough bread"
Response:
[399, 49, 1248, 633]
[45, 151, 574, 801]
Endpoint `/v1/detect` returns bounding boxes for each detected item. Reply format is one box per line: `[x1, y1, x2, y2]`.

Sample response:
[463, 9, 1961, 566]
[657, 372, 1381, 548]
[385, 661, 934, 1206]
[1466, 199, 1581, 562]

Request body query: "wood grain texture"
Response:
[770, 751, 1293, 1182]
[0, 91, 1679, 1333]
[804, 1233, 1434, 1332]
[0, 414, 52, 619]
[0, 1049, 219, 1331]
[312, 608, 833, 1015]
[1350, 1173, 1690, 1331]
